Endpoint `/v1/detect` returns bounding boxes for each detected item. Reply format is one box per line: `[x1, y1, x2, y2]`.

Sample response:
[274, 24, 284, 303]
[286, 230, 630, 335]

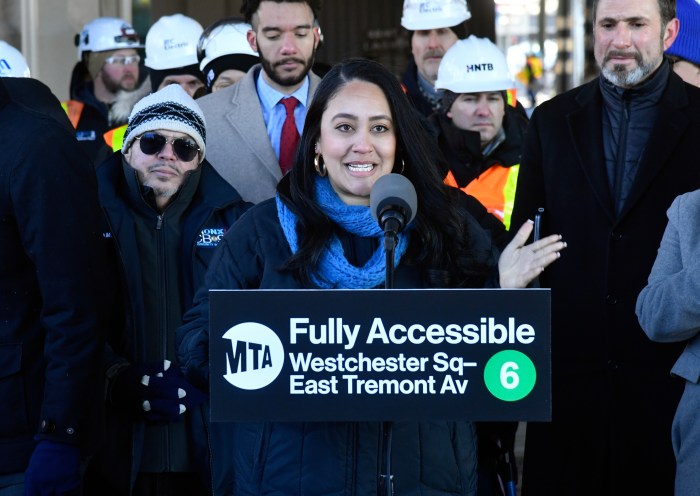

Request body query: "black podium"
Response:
[209, 288, 550, 423]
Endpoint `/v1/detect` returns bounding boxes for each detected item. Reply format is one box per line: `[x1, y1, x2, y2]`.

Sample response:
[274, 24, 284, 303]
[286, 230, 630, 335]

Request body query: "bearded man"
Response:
[65, 17, 149, 164]
[196, 0, 322, 204]
[510, 0, 700, 494]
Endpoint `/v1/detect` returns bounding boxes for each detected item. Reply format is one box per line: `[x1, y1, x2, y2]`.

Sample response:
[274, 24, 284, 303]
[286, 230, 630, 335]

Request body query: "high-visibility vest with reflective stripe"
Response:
[103, 124, 128, 152]
[444, 163, 520, 230]
[506, 88, 517, 108]
[60, 100, 85, 129]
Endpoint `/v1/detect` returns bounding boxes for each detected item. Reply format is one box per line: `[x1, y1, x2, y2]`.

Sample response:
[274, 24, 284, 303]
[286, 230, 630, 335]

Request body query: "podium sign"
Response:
[210, 288, 550, 422]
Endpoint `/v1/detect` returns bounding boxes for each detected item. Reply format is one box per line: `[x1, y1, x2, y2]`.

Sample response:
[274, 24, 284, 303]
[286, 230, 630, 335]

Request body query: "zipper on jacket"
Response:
[612, 94, 631, 216]
[155, 212, 171, 468]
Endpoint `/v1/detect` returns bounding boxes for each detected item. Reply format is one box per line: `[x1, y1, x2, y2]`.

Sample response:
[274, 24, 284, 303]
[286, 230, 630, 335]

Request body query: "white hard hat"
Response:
[435, 36, 514, 93]
[401, 0, 471, 31]
[76, 17, 143, 60]
[145, 14, 203, 70]
[197, 19, 257, 72]
[0, 41, 30, 77]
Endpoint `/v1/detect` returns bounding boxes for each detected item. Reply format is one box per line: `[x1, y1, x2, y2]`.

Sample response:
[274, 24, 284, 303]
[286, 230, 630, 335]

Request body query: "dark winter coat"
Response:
[0, 77, 114, 473]
[401, 59, 439, 119]
[177, 198, 497, 495]
[433, 106, 528, 188]
[87, 151, 251, 494]
[511, 66, 700, 495]
[66, 79, 113, 165]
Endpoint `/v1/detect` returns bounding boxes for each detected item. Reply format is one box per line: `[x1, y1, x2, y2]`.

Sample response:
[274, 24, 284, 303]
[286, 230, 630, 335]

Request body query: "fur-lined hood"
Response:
[109, 76, 151, 127]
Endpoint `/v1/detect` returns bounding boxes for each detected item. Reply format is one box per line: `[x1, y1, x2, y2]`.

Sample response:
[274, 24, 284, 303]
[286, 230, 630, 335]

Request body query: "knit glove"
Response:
[109, 360, 207, 424]
[24, 440, 80, 496]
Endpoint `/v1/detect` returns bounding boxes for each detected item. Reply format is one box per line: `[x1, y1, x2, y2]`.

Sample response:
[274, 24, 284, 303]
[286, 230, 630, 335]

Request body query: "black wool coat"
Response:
[0, 77, 115, 471]
[511, 68, 700, 495]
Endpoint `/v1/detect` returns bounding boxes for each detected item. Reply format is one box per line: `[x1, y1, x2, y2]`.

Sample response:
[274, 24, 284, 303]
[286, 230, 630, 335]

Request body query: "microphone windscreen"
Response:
[370, 173, 418, 225]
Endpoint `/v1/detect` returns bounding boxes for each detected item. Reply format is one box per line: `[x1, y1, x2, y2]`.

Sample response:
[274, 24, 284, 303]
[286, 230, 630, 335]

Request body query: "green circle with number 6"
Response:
[483, 350, 537, 401]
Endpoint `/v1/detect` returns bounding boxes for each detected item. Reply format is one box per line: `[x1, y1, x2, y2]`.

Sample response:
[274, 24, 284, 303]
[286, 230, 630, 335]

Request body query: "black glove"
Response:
[109, 360, 207, 423]
[25, 440, 80, 496]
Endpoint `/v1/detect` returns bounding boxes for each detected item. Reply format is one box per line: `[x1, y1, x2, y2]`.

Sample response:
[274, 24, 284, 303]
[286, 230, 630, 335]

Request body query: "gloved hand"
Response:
[24, 440, 80, 496]
[109, 360, 207, 424]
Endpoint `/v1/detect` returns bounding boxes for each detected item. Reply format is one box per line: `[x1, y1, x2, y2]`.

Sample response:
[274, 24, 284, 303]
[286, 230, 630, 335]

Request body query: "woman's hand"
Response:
[499, 220, 566, 288]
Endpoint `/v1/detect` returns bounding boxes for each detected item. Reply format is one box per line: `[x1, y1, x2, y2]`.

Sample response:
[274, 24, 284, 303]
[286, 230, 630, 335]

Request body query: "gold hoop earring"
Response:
[314, 153, 327, 177]
[396, 159, 405, 174]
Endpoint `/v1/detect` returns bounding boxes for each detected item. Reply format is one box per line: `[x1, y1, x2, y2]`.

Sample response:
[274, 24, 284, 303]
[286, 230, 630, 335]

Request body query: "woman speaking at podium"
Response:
[177, 58, 564, 496]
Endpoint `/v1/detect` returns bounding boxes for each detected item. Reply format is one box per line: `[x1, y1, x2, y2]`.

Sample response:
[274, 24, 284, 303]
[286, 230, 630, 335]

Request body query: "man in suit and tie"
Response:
[197, 0, 322, 204]
[511, 0, 700, 494]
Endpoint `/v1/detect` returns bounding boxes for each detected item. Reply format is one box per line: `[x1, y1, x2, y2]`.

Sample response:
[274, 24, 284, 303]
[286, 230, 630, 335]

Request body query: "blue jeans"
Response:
[0, 472, 24, 496]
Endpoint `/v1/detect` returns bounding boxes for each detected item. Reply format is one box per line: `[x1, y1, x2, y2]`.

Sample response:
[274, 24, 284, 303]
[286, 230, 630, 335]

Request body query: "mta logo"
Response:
[228, 340, 273, 373]
[223, 322, 284, 390]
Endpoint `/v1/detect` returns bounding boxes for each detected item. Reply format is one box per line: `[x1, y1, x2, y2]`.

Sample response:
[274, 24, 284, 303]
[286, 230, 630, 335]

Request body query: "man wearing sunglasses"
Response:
[65, 17, 149, 165]
[83, 84, 251, 496]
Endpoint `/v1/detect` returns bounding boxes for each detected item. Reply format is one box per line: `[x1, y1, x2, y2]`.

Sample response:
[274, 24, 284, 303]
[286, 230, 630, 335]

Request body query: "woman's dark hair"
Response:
[277, 58, 493, 288]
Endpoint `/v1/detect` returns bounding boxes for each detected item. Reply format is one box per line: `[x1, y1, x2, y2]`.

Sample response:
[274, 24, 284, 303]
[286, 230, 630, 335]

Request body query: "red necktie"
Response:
[278, 97, 300, 175]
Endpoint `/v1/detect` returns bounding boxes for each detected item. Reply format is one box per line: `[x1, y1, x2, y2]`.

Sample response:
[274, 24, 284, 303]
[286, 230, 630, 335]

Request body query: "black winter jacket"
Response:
[177, 199, 495, 495]
[67, 66, 113, 165]
[87, 151, 251, 494]
[0, 77, 114, 472]
[401, 59, 439, 119]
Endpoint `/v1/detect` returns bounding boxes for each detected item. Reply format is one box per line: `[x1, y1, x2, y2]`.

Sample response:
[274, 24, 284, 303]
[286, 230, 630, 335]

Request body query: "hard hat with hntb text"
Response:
[145, 14, 203, 70]
[0, 41, 30, 77]
[401, 0, 471, 30]
[75, 17, 142, 60]
[435, 36, 514, 94]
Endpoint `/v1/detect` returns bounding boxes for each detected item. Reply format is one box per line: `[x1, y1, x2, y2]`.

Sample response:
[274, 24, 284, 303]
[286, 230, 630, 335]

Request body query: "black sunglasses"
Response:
[135, 132, 200, 162]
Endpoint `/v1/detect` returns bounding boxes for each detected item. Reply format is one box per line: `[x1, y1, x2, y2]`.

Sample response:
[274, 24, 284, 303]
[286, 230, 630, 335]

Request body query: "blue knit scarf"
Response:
[276, 176, 410, 289]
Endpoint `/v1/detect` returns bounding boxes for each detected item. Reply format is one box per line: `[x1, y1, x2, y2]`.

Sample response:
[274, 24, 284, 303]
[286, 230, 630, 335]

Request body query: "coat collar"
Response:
[567, 67, 691, 223]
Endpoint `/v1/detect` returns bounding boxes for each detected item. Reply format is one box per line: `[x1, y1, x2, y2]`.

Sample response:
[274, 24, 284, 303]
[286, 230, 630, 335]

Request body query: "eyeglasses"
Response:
[135, 132, 200, 162]
[105, 54, 141, 66]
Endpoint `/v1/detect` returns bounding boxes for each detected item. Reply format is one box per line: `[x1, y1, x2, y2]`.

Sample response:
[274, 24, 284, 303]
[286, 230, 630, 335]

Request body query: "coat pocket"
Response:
[0, 342, 28, 436]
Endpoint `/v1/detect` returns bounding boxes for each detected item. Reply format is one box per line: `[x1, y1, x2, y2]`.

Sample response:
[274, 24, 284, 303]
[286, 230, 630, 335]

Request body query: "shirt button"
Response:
[66, 427, 75, 435]
[610, 231, 623, 241]
[606, 294, 618, 305]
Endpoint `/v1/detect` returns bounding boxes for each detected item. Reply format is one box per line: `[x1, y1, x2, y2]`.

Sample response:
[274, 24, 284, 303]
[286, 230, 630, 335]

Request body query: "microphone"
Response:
[370, 173, 417, 235]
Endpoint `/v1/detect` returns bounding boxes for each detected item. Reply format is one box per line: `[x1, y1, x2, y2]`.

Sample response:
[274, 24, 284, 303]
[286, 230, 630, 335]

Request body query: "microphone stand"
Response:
[378, 217, 400, 496]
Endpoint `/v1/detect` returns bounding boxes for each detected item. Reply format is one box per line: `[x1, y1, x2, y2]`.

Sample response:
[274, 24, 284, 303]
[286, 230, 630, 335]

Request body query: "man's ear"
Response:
[123, 146, 132, 162]
[663, 18, 680, 51]
[312, 26, 321, 50]
[247, 29, 258, 53]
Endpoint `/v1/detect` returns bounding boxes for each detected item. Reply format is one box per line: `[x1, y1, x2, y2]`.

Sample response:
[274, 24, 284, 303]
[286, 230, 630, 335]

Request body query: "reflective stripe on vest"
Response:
[103, 124, 128, 152]
[60, 100, 85, 129]
[506, 88, 517, 108]
[444, 163, 520, 230]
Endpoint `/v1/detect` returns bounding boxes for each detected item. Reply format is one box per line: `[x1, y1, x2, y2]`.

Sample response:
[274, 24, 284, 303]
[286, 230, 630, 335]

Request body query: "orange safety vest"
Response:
[444, 164, 520, 231]
[60, 100, 85, 129]
[506, 88, 517, 108]
[103, 124, 128, 152]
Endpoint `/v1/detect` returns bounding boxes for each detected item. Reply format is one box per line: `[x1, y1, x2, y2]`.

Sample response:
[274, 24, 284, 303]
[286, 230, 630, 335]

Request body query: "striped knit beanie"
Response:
[122, 84, 206, 162]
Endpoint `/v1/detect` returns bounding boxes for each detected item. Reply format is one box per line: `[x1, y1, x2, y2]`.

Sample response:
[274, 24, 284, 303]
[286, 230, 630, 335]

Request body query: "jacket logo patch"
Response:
[197, 227, 225, 248]
[76, 130, 97, 141]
